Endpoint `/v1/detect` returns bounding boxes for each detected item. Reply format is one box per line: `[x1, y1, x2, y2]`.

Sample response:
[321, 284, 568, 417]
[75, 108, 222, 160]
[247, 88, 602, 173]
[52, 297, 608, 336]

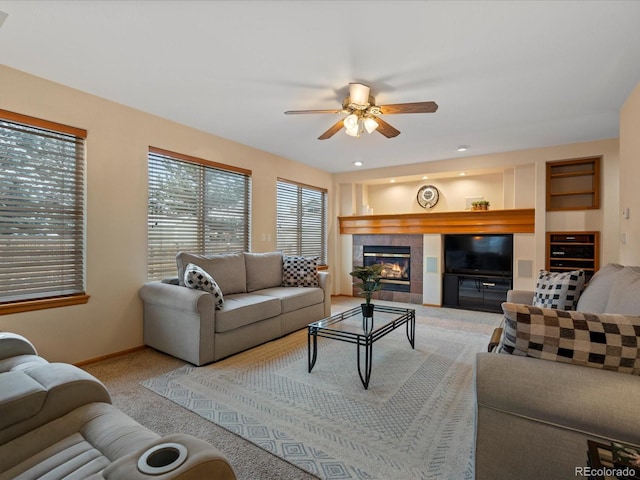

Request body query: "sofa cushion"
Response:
[604, 266, 640, 315]
[282, 255, 319, 287]
[255, 286, 324, 314]
[215, 294, 281, 333]
[576, 263, 624, 313]
[184, 263, 224, 309]
[243, 252, 284, 292]
[532, 269, 585, 311]
[500, 302, 640, 375]
[176, 252, 247, 295]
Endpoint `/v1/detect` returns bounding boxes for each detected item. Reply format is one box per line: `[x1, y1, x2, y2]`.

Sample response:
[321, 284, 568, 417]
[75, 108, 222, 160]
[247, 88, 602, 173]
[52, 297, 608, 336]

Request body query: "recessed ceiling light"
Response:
[422, 176, 428, 180]
[459, 172, 466, 176]
[390, 179, 396, 183]
[457, 145, 470, 152]
[353, 161, 363, 167]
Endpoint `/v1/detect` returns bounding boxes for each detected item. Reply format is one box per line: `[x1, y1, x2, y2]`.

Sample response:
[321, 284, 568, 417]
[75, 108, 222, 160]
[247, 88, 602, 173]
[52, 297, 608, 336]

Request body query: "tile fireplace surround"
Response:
[352, 234, 423, 304]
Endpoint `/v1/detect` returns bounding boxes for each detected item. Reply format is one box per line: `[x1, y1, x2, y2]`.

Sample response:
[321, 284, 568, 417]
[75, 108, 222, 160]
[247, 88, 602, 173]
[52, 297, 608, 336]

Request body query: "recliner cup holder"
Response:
[137, 442, 188, 475]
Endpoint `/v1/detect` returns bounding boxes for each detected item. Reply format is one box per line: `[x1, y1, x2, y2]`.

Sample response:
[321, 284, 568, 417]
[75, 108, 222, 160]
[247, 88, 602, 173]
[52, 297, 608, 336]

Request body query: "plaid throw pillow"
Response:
[184, 263, 224, 309]
[533, 269, 585, 310]
[499, 302, 640, 375]
[282, 256, 319, 287]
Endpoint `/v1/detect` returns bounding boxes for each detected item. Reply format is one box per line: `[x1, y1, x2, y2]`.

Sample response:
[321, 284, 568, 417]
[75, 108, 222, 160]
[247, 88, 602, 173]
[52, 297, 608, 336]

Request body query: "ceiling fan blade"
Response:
[318, 119, 345, 140]
[378, 102, 438, 114]
[375, 117, 401, 138]
[285, 109, 343, 115]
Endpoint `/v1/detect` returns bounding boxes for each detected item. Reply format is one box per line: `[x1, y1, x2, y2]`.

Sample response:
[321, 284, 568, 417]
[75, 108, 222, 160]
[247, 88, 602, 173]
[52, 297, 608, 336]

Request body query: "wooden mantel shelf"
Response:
[338, 208, 535, 235]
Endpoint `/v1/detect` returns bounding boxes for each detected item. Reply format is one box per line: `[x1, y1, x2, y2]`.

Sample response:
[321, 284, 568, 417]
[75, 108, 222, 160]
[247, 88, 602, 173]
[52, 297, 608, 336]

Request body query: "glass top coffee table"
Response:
[307, 304, 416, 389]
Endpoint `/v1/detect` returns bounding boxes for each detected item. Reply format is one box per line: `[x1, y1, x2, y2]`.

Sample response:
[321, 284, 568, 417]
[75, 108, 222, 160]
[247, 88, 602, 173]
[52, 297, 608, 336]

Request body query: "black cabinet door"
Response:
[443, 274, 511, 313]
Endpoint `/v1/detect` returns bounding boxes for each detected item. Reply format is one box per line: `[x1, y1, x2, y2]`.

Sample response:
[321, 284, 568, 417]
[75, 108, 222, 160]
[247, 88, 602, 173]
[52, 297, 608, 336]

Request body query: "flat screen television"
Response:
[444, 234, 513, 276]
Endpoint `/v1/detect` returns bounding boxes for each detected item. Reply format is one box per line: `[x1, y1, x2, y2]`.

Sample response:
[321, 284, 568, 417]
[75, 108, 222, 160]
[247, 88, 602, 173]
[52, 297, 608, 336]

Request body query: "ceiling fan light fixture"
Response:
[344, 113, 359, 130]
[344, 113, 362, 137]
[363, 116, 378, 134]
[345, 126, 359, 137]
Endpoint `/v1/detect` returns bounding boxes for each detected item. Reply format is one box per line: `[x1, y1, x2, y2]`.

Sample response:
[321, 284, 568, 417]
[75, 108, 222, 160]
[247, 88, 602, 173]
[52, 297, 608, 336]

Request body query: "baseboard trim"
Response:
[74, 345, 147, 367]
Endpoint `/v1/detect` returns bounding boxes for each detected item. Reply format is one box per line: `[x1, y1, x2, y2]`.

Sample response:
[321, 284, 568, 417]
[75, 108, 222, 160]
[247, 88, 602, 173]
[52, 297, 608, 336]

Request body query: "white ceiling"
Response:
[1, 1, 640, 174]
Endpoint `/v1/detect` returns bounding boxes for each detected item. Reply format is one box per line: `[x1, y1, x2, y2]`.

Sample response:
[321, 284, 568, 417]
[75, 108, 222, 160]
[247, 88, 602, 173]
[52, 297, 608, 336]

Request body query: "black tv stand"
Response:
[442, 273, 512, 313]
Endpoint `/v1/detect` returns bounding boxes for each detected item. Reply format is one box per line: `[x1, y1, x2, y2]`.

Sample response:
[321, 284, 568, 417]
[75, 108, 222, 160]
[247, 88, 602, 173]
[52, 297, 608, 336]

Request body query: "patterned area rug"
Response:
[142, 310, 494, 480]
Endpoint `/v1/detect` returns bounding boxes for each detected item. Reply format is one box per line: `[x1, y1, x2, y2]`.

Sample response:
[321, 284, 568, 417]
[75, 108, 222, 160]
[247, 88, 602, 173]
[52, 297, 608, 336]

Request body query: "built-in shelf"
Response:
[546, 157, 600, 211]
[338, 208, 535, 235]
[546, 231, 599, 282]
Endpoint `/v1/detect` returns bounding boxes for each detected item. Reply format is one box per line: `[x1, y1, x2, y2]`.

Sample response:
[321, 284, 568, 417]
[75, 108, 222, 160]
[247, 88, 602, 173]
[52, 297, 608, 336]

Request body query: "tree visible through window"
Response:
[276, 178, 327, 264]
[0, 110, 87, 312]
[147, 148, 252, 280]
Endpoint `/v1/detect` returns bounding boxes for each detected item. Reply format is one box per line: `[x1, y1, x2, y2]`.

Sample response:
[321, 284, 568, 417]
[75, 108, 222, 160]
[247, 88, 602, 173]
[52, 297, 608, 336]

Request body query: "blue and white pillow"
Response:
[184, 263, 224, 309]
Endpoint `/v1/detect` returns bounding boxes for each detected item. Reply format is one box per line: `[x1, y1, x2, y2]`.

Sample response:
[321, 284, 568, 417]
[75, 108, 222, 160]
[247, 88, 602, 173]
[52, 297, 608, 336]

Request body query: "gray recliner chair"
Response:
[0, 332, 236, 480]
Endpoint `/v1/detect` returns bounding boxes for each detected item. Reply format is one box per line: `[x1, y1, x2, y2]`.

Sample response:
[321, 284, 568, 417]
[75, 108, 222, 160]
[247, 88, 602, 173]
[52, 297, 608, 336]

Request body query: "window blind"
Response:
[0, 114, 86, 304]
[276, 179, 327, 264]
[147, 149, 251, 280]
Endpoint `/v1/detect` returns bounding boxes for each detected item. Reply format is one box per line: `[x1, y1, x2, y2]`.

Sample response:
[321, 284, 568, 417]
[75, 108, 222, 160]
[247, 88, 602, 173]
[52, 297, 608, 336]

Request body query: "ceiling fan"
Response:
[284, 83, 438, 140]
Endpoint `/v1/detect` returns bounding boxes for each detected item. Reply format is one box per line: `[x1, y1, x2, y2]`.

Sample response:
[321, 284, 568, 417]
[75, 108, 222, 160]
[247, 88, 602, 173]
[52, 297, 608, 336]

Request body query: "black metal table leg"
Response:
[406, 310, 415, 348]
[356, 336, 373, 389]
[308, 326, 318, 372]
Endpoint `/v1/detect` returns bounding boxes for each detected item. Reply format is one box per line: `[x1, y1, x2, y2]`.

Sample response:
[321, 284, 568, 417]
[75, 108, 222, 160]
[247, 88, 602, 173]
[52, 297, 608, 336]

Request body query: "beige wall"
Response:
[333, 138, 620, 295]
[0, 65, 332, 364]
[619, 81, 640, 265]
[366, 173, 505, 214]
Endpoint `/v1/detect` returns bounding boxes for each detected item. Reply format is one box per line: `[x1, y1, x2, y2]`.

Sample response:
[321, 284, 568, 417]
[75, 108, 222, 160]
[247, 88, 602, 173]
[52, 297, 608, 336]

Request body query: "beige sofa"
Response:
[139, 251, 332, 366]
[0, 333, 236, 480]
[475, 264, 640, 480]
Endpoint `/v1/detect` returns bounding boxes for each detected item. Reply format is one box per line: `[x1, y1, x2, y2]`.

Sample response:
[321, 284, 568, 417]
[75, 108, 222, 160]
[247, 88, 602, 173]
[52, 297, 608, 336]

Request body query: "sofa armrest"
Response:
[318, 271, 332, 317]
[139, 282, 216, 366]
[104, 433, 236, 480]
[0, 332, 38, 360]
[475, 352, 640, 480]
[477, 352, 640, 442]
[139, 281, 214, 314]
[487, 327, 503, 352]
[506, 289, 534, 304]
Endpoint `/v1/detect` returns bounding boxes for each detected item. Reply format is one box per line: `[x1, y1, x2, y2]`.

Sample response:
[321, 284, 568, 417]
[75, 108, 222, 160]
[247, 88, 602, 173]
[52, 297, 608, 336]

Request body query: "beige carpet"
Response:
[82, 342, 318, 479]
[138, 298, 502, 480]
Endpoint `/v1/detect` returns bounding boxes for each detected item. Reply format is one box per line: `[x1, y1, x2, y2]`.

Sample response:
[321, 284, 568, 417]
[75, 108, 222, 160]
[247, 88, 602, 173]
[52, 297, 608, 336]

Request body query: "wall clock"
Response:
[417, 185, 439, 209]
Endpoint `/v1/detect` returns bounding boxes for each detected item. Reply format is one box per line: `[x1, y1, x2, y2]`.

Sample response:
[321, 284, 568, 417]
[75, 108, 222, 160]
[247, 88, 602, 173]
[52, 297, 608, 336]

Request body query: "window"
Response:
[0, 109, 88, 314]
[147, 147, 251, 280]
[276, 178, 327, 264]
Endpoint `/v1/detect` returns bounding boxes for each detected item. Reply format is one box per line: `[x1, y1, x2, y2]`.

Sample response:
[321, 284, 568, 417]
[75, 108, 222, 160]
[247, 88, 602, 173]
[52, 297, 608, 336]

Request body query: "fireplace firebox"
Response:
[363, 245, 411, 292]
